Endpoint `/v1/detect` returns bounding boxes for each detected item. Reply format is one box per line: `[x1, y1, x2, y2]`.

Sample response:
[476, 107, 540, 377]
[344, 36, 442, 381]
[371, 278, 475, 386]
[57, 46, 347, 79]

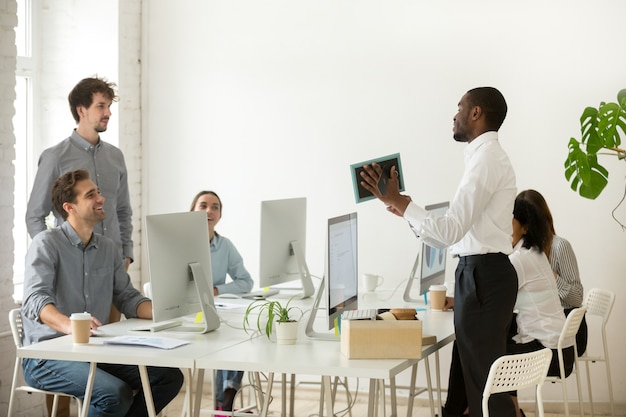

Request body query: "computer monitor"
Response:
[325, 212, 359, 329]
[305, 212, 358, 340]
[259, 197, 314, 298]
[142, 211, 220, 332]
[403, 201, 450, 302]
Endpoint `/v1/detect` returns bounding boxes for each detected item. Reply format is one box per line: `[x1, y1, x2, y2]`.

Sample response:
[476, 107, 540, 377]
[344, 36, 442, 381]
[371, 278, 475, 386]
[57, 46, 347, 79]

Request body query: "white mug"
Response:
[362, 273, 384, 292]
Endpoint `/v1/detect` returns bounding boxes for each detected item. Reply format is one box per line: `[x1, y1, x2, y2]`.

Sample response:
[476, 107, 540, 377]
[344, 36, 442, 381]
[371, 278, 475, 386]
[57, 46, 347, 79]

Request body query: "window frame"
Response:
[13, 0, 36, 303]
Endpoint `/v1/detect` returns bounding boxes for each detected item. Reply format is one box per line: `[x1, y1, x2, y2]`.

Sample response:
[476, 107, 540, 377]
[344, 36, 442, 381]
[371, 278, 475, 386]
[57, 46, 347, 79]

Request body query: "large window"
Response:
[13, 0, 34, 302]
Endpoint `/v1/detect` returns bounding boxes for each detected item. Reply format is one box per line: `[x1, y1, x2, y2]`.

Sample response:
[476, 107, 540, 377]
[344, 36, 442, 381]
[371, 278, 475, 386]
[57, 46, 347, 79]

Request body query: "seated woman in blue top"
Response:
[190, 190, 254, 412]
[506, 191, 576, 416]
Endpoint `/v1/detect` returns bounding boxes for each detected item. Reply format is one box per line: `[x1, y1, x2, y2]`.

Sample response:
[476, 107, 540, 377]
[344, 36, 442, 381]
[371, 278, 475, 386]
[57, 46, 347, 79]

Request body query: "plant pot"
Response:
[275, 321, 299, 345]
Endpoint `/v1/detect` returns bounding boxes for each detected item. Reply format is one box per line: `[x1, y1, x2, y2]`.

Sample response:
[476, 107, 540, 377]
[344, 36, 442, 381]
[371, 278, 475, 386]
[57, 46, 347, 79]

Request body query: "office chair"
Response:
[482, 348, 552, 417]
[545, 306, 586, 417]
[579, 288, 615, 417]
[7, 308, 83, 417]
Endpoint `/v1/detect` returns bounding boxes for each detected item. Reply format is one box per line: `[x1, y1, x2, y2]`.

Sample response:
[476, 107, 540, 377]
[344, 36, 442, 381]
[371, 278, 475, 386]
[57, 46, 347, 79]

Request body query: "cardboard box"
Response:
[340, 319, 436, 359]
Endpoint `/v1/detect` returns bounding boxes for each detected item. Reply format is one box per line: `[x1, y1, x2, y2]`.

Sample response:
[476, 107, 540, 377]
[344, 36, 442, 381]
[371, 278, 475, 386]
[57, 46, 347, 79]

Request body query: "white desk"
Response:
[16, 318, 253, 417]
[195, 308, 455, 417]
[15, 300, 454, 417]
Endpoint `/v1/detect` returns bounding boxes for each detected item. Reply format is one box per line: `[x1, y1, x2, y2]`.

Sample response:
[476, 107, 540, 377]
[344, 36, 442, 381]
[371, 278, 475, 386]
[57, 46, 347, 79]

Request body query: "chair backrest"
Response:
[484, 348, 553, 395]
[483, 348, 552, 417]
[143, 282, 152, 299]
[558, 306, 586, 350]
[584, 288, 615, 324]
[9, 308, 24, 349]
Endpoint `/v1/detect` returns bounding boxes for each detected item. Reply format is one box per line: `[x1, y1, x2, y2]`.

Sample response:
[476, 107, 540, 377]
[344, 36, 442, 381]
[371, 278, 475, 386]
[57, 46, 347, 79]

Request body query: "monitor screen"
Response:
[326, 212, 358, 330]
[419, 201, 449, 295]
[145, 211, 218, 325]
[259, 197, 314, 297]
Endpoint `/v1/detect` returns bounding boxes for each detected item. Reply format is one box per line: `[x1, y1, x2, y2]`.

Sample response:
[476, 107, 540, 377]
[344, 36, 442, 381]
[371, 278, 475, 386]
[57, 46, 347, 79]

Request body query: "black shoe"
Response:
[222, 388, 237, 411]
[520, 409, 526, 417]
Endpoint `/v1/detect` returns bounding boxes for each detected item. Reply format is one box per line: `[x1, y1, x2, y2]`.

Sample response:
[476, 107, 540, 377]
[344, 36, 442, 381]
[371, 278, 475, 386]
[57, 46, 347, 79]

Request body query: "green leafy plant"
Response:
[243, 297, 303, 340]
[564, 89, 626, 200]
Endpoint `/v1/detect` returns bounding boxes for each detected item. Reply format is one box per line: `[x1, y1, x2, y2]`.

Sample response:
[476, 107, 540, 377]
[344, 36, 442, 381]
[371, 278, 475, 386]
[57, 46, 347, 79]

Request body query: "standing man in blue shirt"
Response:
[25, 76, 135, 417]
[21, 169, 183, 416]
[360, 87, 518, 417]
[26, 76, 133, 270]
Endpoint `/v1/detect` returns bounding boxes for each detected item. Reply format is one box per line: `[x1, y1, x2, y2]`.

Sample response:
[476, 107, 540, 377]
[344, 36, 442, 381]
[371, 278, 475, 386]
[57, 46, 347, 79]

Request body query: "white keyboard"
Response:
[132, 319, 182, 332]
[241, 288, 280, 300]
[341, 309, 377, 321]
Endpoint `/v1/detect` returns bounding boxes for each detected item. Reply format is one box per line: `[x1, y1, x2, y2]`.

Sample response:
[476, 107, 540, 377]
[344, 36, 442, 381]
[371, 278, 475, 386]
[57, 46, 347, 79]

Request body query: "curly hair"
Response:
[51, 169, 91, 220]
[68, 77, 118, 123]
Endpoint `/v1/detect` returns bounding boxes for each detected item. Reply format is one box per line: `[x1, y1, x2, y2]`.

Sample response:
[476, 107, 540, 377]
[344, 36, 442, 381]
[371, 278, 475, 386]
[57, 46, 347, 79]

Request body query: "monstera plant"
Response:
[564, 89, 626, 200]
[565, 89, 626, 200]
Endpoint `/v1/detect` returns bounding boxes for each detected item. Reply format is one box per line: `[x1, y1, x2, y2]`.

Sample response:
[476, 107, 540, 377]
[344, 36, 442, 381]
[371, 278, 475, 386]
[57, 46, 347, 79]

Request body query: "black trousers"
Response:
[454, 253, 518, 417]
[445, 303, 583, 415]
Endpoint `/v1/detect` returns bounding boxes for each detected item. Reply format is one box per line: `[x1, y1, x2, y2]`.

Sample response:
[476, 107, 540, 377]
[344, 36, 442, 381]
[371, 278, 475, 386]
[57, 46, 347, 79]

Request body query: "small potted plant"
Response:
[243, 297, 303, 344]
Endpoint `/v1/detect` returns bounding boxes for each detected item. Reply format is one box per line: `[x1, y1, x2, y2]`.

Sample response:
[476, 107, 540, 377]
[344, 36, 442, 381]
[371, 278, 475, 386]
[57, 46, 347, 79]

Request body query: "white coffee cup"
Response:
[362, 273, 384, 292]
[70, 312, 92, 344]
[429, 284, 447, 311]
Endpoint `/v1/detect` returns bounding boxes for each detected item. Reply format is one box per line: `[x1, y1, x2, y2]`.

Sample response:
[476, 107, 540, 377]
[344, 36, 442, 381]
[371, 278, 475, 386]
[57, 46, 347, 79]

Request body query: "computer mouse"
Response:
[216, 293, 241, 299]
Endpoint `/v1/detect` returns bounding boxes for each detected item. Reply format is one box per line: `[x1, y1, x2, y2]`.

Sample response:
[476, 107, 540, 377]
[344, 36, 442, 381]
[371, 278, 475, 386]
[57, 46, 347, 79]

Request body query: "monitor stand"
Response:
[305, 276, 339, 341]
[134, 263, 220, 333]
[403, 252, 428, 304]
[187, 262, 221, 332]
[282, 240, 315, 299]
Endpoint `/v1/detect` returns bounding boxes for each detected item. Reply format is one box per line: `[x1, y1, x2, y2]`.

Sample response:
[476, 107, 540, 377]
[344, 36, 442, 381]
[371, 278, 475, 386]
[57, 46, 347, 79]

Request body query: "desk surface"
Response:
[17, 318, 252, 369]
[195, 308, 455, 379]
[16, 299, 454, 417]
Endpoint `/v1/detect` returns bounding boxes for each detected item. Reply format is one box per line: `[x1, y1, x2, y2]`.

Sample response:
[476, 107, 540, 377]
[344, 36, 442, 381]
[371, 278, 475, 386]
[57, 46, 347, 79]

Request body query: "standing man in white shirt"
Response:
[360, 87, 518, 417]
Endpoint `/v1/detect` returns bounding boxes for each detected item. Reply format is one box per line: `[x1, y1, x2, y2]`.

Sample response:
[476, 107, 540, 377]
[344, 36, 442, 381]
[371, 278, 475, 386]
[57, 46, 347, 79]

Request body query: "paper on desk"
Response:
[104, 335, 190, 349]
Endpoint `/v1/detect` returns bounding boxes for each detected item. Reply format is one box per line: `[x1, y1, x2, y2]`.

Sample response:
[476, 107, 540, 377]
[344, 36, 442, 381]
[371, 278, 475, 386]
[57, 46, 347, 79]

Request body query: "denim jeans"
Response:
[23, 358, 183, 417]
[215, 369, 244, 403]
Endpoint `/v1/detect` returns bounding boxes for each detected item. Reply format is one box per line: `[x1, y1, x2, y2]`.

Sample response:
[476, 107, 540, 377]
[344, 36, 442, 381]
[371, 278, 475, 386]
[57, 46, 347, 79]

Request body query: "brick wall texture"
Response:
[0, 1, 143, 415]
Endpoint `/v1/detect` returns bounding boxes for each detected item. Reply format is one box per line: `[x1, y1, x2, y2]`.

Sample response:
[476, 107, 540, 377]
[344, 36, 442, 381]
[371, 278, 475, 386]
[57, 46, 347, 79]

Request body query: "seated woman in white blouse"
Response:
[515, 189, 586, 355]
[507, 191, 576, 416]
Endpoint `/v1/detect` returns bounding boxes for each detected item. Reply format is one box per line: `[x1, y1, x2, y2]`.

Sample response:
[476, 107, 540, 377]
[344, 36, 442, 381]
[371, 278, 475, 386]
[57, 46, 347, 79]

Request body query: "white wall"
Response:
[143, 0, 626, 405]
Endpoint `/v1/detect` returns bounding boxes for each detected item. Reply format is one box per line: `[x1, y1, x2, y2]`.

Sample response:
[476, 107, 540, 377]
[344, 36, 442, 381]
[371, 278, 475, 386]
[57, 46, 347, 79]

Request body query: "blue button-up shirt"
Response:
[25, 130, 134, 261]
[21, 222, 148, 346]
[211, 234, 254, 295]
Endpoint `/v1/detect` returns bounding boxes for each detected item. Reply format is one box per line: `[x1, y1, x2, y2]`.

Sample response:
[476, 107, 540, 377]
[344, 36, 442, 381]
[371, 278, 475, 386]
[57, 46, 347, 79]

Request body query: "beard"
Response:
[453, 129, 469, 143]
[453, 117, 470, 142]
[96, 118, 109, 133]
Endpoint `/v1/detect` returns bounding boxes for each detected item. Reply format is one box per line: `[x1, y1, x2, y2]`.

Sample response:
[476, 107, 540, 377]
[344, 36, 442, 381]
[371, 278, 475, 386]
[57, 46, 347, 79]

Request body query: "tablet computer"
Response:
[350, 153, 405, 203]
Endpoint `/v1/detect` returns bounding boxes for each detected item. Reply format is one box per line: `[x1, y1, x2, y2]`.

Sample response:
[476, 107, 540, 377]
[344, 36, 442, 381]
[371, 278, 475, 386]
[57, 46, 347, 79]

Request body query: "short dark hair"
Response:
[513, 191, 551, 254]
[466, 87, 508, 131]
[189, 190, 223, 212]
[52, 169, 91, 220]
[68, 77, 118, 123]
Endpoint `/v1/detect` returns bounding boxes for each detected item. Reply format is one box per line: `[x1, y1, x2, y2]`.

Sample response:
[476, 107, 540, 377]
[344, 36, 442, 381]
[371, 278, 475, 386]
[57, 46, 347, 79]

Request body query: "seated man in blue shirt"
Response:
[21, 169, 183, 417]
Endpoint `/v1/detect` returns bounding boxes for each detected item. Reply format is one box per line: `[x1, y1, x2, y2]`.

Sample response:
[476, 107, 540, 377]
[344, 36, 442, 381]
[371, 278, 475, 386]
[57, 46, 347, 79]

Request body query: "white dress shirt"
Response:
[404, 131, 516, 257]
[508, 239, 573, 349]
